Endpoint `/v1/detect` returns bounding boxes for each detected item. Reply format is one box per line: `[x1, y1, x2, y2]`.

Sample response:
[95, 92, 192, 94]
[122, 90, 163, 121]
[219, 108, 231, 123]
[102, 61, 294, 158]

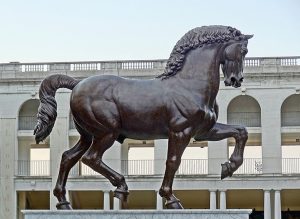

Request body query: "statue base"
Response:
[23, 209, 251, 219]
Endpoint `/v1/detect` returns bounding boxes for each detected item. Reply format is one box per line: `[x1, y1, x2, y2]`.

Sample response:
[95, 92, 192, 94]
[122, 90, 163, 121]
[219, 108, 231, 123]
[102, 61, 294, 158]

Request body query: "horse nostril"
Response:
[240, 77, 244, 82]
[231, 77, 236, 83]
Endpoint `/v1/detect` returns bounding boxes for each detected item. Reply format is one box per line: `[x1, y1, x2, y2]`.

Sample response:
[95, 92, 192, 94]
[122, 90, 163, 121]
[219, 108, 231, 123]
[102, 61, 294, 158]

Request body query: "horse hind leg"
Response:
[53, 134, 92, 209]
[81, 133, 129, 207]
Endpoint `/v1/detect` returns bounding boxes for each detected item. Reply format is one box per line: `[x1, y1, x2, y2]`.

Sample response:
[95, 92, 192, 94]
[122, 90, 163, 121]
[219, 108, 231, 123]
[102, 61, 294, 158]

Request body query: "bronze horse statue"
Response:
[34, 25, 252, 209]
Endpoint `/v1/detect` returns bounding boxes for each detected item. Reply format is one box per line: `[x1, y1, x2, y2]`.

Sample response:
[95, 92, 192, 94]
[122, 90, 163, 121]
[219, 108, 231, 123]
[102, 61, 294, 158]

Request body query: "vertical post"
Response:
[264, 190, 271, 219]
[113, 197, 121, 210]
[156, 190, 163, 210]
[207, 104, 228, 175]
[209, 190, 217, 210]
[103, 191, 110, 210]
[50, 93, 70, 210]
[0, 118, 17, 219]
[154, 139, 168, 175]
[274, 190, 282, 219]
[18, 191, 26, 219]
[260, 95, 282, 174]
[219, 190, 227, 210]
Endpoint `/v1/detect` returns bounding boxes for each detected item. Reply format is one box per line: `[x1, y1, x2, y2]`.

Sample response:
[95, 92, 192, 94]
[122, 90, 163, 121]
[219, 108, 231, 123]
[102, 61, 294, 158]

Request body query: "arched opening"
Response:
[18, 99, 50, 176]
[227, 96, 262, 174]
[281, 94, 300, 174]
[227, 95, 261, 127]
[18, 99, 39, 130]
[281, 94, 300, 127]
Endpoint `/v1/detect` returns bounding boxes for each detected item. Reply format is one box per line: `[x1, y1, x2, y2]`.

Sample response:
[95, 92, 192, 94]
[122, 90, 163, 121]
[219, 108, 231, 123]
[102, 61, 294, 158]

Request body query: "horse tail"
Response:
[34, 74, 80, 144]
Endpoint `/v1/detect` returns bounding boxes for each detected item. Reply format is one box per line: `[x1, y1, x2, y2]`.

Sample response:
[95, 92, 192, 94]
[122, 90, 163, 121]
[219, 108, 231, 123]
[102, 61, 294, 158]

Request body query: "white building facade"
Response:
[0, 57, 300, 219]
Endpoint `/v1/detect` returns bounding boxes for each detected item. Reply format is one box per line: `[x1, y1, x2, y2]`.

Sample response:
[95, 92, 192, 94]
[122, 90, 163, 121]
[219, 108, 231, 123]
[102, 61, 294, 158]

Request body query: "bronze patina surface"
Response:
[34, 25, 252, 209]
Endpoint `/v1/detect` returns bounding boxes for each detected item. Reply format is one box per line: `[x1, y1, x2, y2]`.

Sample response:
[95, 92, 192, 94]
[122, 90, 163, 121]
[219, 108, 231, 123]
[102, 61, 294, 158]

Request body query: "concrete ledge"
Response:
[23, 209, 251, 219]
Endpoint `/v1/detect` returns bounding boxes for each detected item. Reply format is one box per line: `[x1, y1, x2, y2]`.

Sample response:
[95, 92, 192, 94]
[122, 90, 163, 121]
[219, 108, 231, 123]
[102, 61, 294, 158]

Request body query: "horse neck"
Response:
[176, 45, 222, 98]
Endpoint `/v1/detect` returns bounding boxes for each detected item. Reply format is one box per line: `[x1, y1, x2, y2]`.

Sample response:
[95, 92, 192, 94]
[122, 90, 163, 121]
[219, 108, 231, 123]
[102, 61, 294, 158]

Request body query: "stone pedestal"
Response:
[23, 209, 251, 219]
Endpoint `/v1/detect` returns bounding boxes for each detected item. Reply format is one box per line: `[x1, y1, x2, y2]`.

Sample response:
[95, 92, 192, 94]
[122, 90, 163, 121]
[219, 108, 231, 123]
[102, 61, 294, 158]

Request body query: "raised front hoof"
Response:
[165, 199, 184, 209]
[221, 162, 233, 180]
[114, 188, 129, 208]
[56, 201, 72, 210]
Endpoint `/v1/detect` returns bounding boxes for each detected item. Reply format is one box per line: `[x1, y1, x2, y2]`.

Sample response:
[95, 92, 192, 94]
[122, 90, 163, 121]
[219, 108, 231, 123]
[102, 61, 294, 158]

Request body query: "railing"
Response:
[227, 112, 261, 127]
[70, 63, 101, 71]
[17, 160, 50, 176]
[19, 116, 37, 130]
[244, 58, 260, 67]
[1, 57, 299, 77]
[122, 160, 154, 175]
[281, 112, 300, 126]
[234, 158, 262, 174]
[21, 64, 49, 72]
[177, 159, 208, 175]
[281, 58, 300, 66]
[282, 158, 300, 174]
[15, 158, 300, 177]
[121, 61, 154, 70]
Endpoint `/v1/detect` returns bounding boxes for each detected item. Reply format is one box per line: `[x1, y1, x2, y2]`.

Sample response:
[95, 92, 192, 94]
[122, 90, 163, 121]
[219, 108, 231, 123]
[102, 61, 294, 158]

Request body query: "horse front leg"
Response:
[159, 130, 191, 209]
[194, 122, 248, 179]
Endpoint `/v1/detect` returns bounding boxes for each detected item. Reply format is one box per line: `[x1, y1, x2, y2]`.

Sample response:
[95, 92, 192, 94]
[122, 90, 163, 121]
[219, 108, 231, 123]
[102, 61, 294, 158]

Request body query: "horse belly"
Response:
[120, 114, 169, 140]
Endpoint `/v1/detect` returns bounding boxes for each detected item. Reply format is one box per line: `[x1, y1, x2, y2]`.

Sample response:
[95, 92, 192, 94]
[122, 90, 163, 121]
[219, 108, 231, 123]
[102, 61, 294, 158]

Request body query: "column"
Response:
[274, 190, 282, 219]
[156, 190, 163, 210]
[260, 94, 282, 174]
[0, 118, 17, 219]
[209, 190, 217, 210]
[50, 93, 70, 210]
[208, 104, 228, 175]
[154, 139, 168, 175]
[50, 116, 69, 210]
[219, 190, 227, 210]
[103, 191, 110, 210]
[113, 196, 121, 210]
[103, 142, 122, 174]
[264, 190, 271, 219]
[18, 191, 26, 219]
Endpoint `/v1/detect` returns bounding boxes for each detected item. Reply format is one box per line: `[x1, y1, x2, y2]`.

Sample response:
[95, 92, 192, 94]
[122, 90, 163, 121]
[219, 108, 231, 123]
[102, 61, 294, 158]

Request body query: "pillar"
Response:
[274, 190, 282, 219]
[50, 93, 70, 210]
[219, 190, 227, 210]
[18, 191, 26, 219]
[103, 142, 122, 174]
[209, 190, 217, 210]
[208, 104, 228, 175]
[103, 191, 110, 210]
[113, 196, 121, 210]
[260, 94, 282, 174]
[264, 190, 271, 219]
[156, 190, 163, 210]
[154, 139, 168, 175]
[0, 118, 17, 219]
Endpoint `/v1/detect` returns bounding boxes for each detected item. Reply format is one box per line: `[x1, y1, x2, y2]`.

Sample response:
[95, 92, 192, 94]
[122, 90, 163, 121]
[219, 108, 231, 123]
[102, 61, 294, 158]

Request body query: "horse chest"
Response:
[193, 107, 217, 130]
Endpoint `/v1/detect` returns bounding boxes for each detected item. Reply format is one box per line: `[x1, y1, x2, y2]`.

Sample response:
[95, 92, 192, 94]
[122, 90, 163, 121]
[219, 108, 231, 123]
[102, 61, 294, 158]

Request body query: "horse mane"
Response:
[157, 25, 244, 79]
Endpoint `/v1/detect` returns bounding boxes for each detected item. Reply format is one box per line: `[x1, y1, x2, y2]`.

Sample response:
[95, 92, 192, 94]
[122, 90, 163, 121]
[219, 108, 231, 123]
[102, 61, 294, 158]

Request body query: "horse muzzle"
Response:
[224, 76, 243, 88]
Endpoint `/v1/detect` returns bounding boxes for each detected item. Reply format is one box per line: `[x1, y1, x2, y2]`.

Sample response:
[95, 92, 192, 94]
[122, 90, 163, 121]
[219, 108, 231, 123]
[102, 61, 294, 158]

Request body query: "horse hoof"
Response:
[114, 188, 129, 203]
[221, 162, 233, 180]
[56, 201, 72, 210]
[165, 199, 184, 209]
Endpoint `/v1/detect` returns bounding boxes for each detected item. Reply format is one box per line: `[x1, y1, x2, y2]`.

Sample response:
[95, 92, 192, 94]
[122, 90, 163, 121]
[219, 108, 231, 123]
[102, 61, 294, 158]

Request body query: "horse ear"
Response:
[244, 34, 254, 40]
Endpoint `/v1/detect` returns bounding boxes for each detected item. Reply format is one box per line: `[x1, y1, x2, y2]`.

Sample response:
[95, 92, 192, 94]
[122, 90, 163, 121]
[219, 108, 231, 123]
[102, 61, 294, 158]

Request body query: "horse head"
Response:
[221, 34, 253, 88]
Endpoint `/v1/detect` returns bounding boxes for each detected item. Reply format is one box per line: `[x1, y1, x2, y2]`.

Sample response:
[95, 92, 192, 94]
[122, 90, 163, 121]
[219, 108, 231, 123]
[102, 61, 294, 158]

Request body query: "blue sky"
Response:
[0, 0, 299, 63]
